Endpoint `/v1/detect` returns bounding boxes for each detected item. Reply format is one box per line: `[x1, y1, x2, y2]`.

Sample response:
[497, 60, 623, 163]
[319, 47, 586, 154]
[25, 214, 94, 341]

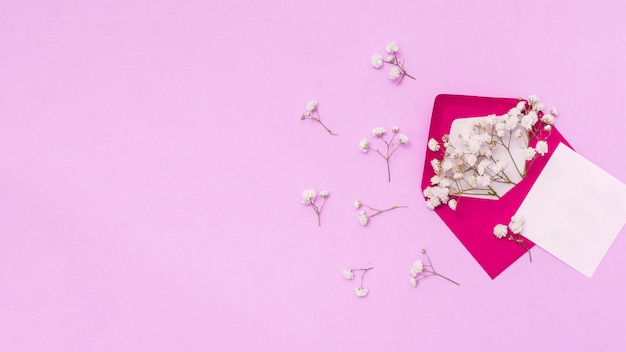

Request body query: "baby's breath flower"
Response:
[493, 224, 508, 239]
[362, 126, 409, 182]
[551, 107, 558, 116]
[524, 147, 537, 161]
[428, 138, 440, 152]
[410, 260, 424, 277]
[544, 125, 552, 131]
[354, 200, 362, 209]
[372, 127, 386, 137]
[541, 113, 554, 125]
[344, 267, 373, 297]
[409, 249, 460, 288]
[301, 188, 329, 226]
[386, 41, 400, 53]
[508, 215, 525, 235]
[371, 54, 383, 69]
[358, 210, 369, 225]
[355, 287, 369, 297]
[306, 100, 317, 113]
[371, 42, 414, 85]
[301, 189, 316, 204]
[495, 214, 532, 262]
[359, 139, 369, 153]
[535, 140, 548, 156]
[389, 66, 401, 80]
[300, 100, 336, 136]
[448, 199, 458, 210]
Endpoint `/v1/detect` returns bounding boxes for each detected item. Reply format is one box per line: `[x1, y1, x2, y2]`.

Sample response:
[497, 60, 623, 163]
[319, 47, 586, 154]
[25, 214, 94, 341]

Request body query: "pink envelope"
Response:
[421, 94, 571, 279]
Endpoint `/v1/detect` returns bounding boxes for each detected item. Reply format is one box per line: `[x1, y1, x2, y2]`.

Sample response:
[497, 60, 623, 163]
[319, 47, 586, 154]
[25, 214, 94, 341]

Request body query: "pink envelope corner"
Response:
[421, 94, 571, 279]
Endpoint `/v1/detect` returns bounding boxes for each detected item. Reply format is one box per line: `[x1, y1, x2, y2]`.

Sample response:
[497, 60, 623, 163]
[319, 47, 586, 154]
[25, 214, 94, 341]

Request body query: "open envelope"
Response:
[421, 94, 571, 279]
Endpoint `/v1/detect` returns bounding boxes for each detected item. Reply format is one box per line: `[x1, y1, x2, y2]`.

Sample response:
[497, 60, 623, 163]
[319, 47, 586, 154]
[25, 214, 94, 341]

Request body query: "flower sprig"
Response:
[343, 266, 373, 297]
[423, 95, 557, 210]
[299, 100, 337, 136]
[410, 249, 460, 287]
[494, 215, 532, 262]
[359, 126, 410, 182]
[301, 189, 330, 226]
[354, 200, 407, 226]
[371, 41, 415, 86]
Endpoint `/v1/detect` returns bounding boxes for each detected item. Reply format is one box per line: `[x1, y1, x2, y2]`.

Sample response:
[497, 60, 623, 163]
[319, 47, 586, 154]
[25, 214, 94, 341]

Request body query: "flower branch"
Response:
[299, 100, 337, 136]
[301, 189, 330, 226]
[410, 249, 460, 287]
[359, 126, 409, 182]
[343, 266, 374, 297]
[354, 200, 407, 226]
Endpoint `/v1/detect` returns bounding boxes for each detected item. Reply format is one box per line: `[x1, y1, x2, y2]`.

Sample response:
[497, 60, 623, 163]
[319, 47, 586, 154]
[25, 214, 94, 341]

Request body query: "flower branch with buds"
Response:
[494, 215, 532, 262]
[423, 95, 558, 210]
[299, 100, 337, 136]
[343, 266, 374, 297]
[371, 41, 415, 86]
[410, 249, 460, 287]
[301, 189, 330, 226]
[359, 126, 410, 182]
[354, 200, 407, 226]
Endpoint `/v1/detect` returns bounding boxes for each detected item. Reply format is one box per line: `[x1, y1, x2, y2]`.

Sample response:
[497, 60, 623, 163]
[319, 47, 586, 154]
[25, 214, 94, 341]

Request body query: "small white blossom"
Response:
[319, 190, 330, 198]
[541, 113, 554, 125]
[508, 215, 525, 235]
[410, 260, 424, 277]
[389, 66, 401, 80]
[430, 175, 441, 185]
[392, 126, 399, 133]
[544, 125, 552, 131]
[301, 189, 316, 205]
[354, 200, 362, 209]
[524, 147, 537, 161]
[464, 153, 477, 167]
[551, 107, 558, 116]
[535, 140, 548, 156]
[410, 277, 418, 287]
[448, 199, 457, 210]
[372, 127, 386, 137]
[385, 55, 394, 63]
[397, 134, 409, 144]
[428, 138, 440, 152]
[371, 54, 383, 69]
[520, 114, 534, 130]
[358, 210, 369, 225]
[534, 102, 544, 111]
[306, 100, 317, 113]
[343, 269, 354, 280]
[359, 139, 370, 153]
[431, 159, 441, 173]
[385, 41, 400, 53]
[528, 95, 539, 105]
[516, 101, 526, 110]
[355, 287, 369, 297]
[493, 224, 508, 239]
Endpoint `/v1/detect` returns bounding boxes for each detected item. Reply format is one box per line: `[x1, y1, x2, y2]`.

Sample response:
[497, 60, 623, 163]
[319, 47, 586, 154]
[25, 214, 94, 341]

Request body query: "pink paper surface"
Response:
[1, 1, 626, 352]
[421, 94, 571, 278]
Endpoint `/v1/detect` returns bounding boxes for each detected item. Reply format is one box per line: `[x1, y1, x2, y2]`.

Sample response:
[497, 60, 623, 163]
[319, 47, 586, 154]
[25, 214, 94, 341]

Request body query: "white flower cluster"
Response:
[299, 100, 337, 136]
[354, 200, 407, 226]
[423, 95, 557, 210]
[493, 215, 532, 262]
[359, 126, 410, 182]
[370, 42, 415, 85]
[301, 188, 330, 226]
[409, 249, 460, 288]
[342, 267, 373, 298]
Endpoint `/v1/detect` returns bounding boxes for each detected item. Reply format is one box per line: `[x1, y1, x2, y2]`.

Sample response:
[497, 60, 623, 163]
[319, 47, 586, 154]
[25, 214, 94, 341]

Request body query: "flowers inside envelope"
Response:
[421, 94, 571, 279]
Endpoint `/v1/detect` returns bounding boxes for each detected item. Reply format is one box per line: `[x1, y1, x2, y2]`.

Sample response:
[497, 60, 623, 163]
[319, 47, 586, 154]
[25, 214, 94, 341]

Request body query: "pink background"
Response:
[1, 1, 625, 351]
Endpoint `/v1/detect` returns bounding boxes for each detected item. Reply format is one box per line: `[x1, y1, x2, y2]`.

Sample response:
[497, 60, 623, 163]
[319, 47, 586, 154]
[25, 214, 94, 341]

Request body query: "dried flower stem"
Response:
[361, 203, 407, 219]
[390, 53, 415, 86]
[421, 249, 460, 286]
[301, 111, 337, 136]
[370, 130, 402, 182]
[309, 197, 327, 226]
[508, 234, 532, 262]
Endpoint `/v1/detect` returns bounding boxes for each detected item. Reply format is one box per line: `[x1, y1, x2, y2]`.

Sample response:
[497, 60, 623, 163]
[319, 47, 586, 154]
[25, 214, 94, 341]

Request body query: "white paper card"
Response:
[516, 143, 626, 277]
